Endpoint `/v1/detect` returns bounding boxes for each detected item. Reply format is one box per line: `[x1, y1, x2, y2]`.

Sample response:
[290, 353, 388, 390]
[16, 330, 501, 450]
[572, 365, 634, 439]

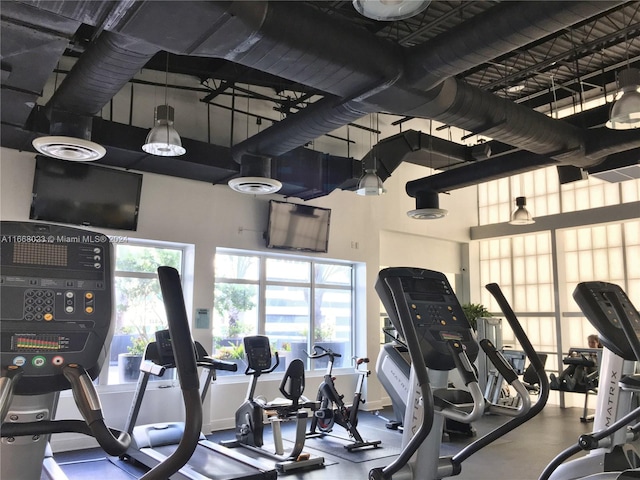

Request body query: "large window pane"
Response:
[315, 264, 352, 286]
[265, 285, 310, 367]
[108, 243, 185, 385]
[212, 282, 258, 375]
[115, 244, 182, 272]
[215, 254, 259, 280]
[266, 258, 310, 282]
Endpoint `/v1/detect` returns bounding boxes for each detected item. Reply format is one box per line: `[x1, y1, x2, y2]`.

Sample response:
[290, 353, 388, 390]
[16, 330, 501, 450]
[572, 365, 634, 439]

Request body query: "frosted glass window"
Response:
[502, 316, 556, 353]
[561, 176, 621, 213]
[560, 224, 627, 312]
[479, 233, 553, 316]
[621, 179, 640, 203]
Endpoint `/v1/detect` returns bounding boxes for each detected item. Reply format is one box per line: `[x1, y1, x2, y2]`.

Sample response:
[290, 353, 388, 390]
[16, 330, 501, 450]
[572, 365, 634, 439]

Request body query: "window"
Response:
[478, 166, 640, 226]
[212, 250, 354, 374]
[479, 233, 556, 358]
[103, 242, 185, 385]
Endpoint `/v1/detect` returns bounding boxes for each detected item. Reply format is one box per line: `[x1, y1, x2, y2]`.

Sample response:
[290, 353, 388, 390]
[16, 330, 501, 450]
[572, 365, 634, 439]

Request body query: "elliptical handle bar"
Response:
[62, 364, 131, 456]
[145, 266, 204, 480]
[485, 283, 548, 394]
[451, 283, 549, 468]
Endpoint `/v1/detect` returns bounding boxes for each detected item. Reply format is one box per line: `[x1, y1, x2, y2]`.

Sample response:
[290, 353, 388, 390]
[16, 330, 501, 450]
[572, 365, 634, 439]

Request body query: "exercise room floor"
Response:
[50, 405, 593, 480]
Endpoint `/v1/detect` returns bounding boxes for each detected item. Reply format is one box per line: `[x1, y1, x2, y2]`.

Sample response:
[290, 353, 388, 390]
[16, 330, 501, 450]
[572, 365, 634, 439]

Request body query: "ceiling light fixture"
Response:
[352, 0, 430, 21]
[142, 105, 186, 156]
[356, 169, 386, 196]
[142, 53, 186, 156]
[506, 84, 525, 93]
[356, 148, 386, 196]
[509, 196, 535, 225]
[606, 67, 640, 130]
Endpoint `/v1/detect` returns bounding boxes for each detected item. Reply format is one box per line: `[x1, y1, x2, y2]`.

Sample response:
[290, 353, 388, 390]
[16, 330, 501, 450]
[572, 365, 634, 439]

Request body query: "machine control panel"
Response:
[1, 221, 113, 395]
[376, 267, 478, 371]
[573, 281, 640, 361]
[244, 335, 272, 372]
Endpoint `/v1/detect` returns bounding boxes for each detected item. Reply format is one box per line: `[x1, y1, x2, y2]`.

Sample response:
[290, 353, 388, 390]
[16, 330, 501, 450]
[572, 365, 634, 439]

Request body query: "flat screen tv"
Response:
[266, 200, 331, 253]
[30, 157, 143, 231]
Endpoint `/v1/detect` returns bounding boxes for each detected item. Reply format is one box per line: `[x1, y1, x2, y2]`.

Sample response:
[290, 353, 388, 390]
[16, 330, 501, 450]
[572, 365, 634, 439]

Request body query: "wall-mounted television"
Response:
[30, 157, 143, 231]
[266, 200, 331, 253]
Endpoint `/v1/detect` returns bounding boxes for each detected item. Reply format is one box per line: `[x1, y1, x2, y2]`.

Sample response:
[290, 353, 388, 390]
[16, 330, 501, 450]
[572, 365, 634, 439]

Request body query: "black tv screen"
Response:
[30, 157, 143, 231]
[266, 200, 331, 253]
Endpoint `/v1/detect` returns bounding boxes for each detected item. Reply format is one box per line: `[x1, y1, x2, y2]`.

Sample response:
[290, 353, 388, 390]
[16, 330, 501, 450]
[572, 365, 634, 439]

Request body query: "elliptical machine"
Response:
[540, 281, 640, 480]
[305, 345, 381, 451]
[369, 267, 548, 480]
[0, 221, 204, 480]
[222, 335, 324, 472]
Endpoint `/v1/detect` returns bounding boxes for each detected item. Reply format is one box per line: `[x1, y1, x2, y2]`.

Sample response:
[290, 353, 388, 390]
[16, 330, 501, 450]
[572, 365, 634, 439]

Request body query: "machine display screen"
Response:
[11, 333, 70, 351]
[440, 331, 463, 341]
[13, 243, 68, 267]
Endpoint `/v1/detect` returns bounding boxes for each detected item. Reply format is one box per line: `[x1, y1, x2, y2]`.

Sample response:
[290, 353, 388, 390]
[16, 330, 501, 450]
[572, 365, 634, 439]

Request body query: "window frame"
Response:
[213, 248, 356, 374]
[96, 239, 189, 388]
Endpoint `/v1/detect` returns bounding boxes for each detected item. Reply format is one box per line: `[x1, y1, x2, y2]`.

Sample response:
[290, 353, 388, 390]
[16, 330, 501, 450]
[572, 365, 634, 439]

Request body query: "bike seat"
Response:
[355, 357, 370, 365]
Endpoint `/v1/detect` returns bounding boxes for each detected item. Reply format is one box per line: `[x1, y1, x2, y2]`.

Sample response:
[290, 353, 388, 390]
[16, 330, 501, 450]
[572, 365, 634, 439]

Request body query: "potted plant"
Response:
[212, 341, 247, 375]
[117, 334, 150, 383]
[461, 303, 492, 331]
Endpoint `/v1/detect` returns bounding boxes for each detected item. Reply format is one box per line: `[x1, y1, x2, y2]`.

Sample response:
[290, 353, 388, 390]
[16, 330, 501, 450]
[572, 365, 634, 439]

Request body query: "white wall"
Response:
[1, 146, 475, 451]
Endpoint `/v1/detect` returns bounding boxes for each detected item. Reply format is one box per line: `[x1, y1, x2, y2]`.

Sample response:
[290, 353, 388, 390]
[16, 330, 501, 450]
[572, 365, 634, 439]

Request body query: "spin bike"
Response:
[306, 345, 381, 451]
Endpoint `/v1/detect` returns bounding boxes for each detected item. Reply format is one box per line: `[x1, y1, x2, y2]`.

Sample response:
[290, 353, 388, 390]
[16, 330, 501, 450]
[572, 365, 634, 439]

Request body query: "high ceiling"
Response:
[2, 1, 639, 202]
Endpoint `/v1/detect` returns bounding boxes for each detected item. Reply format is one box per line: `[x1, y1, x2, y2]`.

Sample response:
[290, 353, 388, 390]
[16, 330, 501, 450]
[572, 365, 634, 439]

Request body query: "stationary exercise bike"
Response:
[222, 335, 324, 473]
[305, 345, 381, 451]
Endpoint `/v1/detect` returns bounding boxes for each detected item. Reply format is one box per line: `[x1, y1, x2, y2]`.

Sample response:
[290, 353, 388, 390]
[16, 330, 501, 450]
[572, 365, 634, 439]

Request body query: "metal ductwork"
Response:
[2, 1, 638, 203]
[45, 30, 158, 117]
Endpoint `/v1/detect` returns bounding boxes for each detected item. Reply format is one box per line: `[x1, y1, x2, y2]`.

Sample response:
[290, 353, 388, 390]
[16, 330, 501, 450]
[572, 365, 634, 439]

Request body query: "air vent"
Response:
[407, 208, 448, 220]
[591, 165, 640, 183]
[32, 136, 106, 161]
[228, 176, 282, 195]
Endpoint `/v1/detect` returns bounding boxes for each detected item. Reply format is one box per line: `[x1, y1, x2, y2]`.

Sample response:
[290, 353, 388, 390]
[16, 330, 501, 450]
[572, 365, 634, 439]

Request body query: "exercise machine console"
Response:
[0, 221, 201, 480]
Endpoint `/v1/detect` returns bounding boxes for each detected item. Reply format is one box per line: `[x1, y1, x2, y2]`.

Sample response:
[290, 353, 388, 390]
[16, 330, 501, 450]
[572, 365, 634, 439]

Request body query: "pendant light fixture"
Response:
[352, 0, 430, 21]
[509, 196, 535, 225]
[142, 53, 186, 156]
[606, 67, 640, 130]
[356, 143, 386, 196]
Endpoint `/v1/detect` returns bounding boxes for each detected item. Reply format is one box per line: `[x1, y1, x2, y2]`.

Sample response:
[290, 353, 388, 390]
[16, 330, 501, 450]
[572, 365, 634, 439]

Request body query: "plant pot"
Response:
[118, 353, 142, 383]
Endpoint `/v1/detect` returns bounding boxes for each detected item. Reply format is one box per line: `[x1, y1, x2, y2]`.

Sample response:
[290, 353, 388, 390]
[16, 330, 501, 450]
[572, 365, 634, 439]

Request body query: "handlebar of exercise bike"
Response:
[305, 344, 341, 359]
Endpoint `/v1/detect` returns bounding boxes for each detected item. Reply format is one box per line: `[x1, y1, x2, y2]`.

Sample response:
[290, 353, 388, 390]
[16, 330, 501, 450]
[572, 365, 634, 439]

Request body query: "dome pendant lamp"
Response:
[142, 53, 186, 156]
[142, 104, 185, 156]
[606, 68, 640, 130]
[509, 196, 535, 225]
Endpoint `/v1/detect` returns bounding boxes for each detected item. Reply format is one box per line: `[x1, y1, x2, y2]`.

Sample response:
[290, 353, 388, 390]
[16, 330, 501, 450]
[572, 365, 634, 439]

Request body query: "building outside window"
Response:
[102, 242, 184, 385]
[212, 250, 354, 375]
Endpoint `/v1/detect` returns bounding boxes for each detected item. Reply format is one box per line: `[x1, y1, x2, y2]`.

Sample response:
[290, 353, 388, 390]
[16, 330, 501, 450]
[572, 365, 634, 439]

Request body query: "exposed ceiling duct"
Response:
[1, 1, 638, 203]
